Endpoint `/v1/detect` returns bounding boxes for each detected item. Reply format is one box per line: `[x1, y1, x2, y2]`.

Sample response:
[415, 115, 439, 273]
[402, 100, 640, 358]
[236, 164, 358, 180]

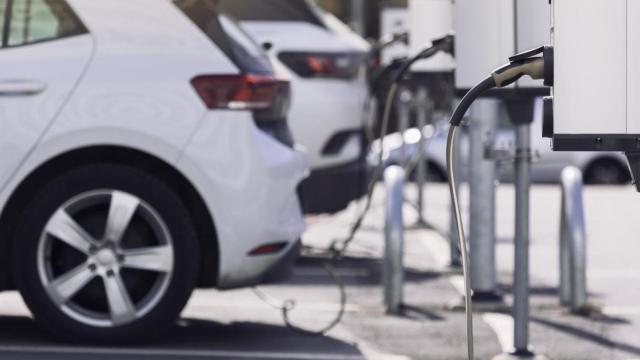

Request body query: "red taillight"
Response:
[278, 52, 366, 79]
[191, 74, 289, 110]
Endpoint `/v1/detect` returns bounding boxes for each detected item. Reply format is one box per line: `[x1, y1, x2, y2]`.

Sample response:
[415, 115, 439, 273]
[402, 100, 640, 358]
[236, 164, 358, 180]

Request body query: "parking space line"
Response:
[0, 345, 365, 360]
[482, 313, 514, 353]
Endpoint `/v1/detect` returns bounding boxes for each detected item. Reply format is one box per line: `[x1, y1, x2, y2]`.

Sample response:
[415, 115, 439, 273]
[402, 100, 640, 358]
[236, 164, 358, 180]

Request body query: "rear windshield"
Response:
[219, 0, 325, 28]
[175, 0, 273, 74]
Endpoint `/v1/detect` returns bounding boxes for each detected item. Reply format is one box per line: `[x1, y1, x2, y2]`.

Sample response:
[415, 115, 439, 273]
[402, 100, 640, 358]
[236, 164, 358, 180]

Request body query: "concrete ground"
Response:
[0, 183, 639, 359]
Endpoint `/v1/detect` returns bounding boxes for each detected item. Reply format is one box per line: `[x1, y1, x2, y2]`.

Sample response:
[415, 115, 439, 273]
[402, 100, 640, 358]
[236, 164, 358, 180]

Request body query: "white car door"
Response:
[0, 0, 92, 187]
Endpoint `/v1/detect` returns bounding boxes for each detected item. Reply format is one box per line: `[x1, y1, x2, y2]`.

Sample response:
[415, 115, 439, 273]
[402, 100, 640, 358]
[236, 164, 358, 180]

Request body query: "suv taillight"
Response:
[278, 52, 365, 80]
[191, 74, 289, 111]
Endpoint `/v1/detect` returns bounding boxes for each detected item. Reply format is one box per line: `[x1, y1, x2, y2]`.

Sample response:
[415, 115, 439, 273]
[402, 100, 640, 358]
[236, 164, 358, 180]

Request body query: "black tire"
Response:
[584, 159, 631, 185]
[13, 164, 198, 343]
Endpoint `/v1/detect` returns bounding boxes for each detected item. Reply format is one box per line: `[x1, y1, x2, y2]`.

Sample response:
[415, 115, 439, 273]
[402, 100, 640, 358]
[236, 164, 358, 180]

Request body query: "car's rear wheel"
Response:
[13, 164, 198, 343]
[584, 159, 631, 185]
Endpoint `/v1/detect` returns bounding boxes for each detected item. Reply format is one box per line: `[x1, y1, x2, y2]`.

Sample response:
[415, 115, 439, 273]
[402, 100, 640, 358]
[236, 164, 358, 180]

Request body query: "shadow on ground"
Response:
[287, 255, 443, 286]
[0, 316, 364, 360]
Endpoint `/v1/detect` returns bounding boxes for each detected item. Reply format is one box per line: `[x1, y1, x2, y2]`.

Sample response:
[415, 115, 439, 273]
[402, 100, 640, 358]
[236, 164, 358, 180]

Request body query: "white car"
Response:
[221, 0, 371, 214]
[376, 98, 631, 184]
[0, 0, 307, 342]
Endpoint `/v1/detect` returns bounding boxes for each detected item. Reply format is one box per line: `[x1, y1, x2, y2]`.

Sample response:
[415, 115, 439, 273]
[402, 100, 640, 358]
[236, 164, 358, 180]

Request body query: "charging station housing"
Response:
[454, 0, 550, 92]
[549, 0, 640, 188]
[408, 0, 455, 72]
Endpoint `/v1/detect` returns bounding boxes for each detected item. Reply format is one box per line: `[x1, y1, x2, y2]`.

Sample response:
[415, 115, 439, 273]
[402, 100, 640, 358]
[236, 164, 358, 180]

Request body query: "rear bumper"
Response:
[261, 239, 302, 284]
[299, 158, 370, 214]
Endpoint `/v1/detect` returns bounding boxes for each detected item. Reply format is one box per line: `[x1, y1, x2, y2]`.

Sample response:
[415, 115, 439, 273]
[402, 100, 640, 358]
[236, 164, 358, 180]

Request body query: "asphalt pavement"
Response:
[0, 183, 639, 359]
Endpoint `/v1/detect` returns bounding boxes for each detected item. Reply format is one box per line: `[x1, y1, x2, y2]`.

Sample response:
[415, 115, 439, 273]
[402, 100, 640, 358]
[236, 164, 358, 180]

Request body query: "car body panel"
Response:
[240, 21, 369, 169]
[0, 0, 308, 290]
[0, 34, 93, 192]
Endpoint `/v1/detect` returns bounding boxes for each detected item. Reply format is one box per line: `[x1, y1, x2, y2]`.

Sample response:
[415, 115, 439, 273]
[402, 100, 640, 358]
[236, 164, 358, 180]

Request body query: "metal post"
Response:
[384, 166, 405, 314]
[468, 99, 499, 299]
[559, 196, 572, 306]
[449, 125, 462, 268]
[559, 166, 588, 312]
[415, 88, 431, 226]
[397, 88, 412, 167]
[513, 124, 532, 355]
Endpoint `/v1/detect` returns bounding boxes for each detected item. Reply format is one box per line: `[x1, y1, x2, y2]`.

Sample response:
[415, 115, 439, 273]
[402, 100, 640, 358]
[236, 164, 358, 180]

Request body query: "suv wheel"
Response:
[13, 164, 198, 343]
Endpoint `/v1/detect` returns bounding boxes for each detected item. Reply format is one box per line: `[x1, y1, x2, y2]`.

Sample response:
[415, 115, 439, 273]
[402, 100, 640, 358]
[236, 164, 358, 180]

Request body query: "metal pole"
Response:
[397, 88, 412, 167]
[415, 88, 431, 226]
[513, 124, 532, 354]
[449, 125, 462, 267]
[384, 166, 405, 314]
[559, 193, 571, 306]
[468, 99, 499, 299]
[560, 167, 588, 312]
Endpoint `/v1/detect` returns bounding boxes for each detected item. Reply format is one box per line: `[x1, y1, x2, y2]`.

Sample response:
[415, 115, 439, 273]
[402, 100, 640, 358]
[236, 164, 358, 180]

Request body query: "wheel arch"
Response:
[0, 145, 219, 290]
[582, 155, 631, 183]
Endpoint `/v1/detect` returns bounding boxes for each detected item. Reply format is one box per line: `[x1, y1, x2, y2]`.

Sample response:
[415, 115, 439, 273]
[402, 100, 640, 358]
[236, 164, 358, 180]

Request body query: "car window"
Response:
[218, 14, 272, 74]
[175, 0, 273, 74]
[220, 0, 325, 28]
[4, 0, 86, 48]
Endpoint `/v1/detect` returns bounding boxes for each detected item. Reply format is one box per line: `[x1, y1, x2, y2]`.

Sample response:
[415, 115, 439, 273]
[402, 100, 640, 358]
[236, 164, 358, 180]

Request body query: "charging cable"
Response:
[446, 47, 549, 360]
[252, 35, 456, 336]
[333, 34, 455, 256]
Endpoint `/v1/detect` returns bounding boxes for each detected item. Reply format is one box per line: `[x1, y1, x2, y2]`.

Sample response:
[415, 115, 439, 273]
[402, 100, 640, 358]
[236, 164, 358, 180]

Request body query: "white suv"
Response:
[0, 0, 307, 342]
[222, 0, 371, 214]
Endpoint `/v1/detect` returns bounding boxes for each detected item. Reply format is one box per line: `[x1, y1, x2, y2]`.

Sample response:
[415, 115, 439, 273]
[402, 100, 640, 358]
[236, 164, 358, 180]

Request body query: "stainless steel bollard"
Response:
[468, 99, 499, 298]
[384, 166, 405, 314]
[559, 166, 588, 312]
[513, 124, 532, 354]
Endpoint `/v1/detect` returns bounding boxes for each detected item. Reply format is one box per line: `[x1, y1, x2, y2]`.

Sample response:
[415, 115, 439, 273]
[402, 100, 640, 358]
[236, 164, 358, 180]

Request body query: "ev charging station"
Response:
[452, 0, 551, 358]
[407, 0, 456, 226]
[547, 0, 640, 189]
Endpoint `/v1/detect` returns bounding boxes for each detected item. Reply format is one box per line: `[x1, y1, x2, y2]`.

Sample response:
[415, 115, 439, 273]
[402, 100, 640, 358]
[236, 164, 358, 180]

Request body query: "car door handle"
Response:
[0, 80, 47, 96]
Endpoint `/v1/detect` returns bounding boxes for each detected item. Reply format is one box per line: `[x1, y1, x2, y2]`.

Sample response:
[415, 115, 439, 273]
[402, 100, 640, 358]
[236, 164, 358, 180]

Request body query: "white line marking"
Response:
[0, 345, 365, 360]
[449, 275, 466, 296]
[482, 313, 514, 353]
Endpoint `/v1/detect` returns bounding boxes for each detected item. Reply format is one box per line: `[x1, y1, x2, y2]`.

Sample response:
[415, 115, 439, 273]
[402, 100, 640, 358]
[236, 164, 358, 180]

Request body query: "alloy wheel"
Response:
[36, 190, 174, 328]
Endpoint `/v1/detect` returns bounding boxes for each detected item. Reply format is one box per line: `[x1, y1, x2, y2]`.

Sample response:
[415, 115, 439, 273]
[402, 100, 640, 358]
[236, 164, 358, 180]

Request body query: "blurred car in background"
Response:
[374, 98, 631, 184]
[0, 0, 307, 342]
[222, 0, 372, 214]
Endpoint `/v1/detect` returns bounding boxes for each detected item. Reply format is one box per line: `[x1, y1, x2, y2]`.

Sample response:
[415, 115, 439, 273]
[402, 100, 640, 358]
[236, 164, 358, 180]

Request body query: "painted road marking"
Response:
[0, 345, 365, 360]
[482, 313, 514, 353]
[416, 228, 516, 355]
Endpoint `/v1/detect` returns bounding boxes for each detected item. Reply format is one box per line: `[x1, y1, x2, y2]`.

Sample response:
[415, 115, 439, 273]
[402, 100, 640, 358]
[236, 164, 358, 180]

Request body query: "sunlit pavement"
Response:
[0, 183, 639, 359]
